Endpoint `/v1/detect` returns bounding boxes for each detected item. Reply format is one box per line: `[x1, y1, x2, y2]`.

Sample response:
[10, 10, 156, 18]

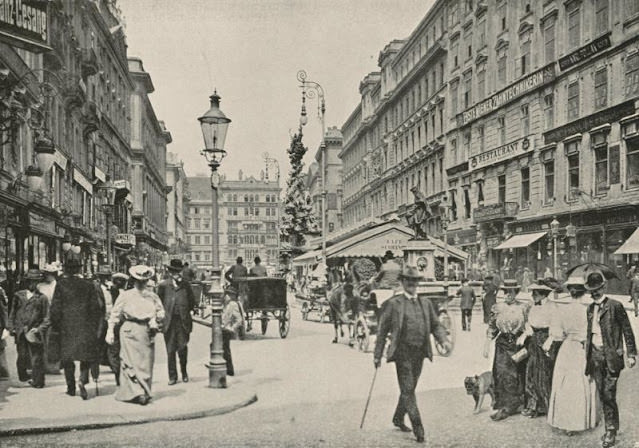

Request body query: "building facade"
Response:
[165, 152, 190, 259]
[338, 0, 639, 293]
[186, 172, 281, 272]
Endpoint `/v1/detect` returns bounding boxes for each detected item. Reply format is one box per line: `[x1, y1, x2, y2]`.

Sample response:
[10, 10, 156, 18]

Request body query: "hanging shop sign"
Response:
[469, 137, 533, 172]
[558, 33, 611, 71]
[0, 0, 49, 51]
[73, 168, 93, 194]
[53, 150, 67, 170]
[28, 211, 56, 235]
[114, 233, 136, 246]
[543, 101, 636, 144]
[457, 63, 555, 127]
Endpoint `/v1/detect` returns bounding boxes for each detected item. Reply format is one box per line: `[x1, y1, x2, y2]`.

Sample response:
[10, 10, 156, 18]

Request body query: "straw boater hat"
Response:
[129, 265, 154, 281]
[528, 282, 554, 292]
[501, 279, 520, 290]
[112, 272, 129, 281]
[584, 271, 607, 291]
[41, 263, 58, 274]
[399, 266, 423, 281]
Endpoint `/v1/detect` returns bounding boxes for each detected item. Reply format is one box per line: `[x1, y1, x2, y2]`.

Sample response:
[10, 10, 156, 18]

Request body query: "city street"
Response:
[3, 296, 639, 447]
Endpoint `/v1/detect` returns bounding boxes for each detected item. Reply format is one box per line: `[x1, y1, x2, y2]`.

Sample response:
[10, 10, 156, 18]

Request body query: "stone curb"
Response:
[0, 393, 257, 437]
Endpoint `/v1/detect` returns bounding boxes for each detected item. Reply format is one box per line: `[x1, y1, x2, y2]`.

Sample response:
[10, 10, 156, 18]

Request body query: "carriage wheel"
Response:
[261, 316, 269, 335]
[301, 302, 309, 321]
[279, 307, 291, 338]
[435, 311, 455, 357]
[356, 321, 370, 352]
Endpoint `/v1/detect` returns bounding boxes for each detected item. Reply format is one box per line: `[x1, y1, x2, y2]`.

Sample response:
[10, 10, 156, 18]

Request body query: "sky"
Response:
[118, 0, 434, 181]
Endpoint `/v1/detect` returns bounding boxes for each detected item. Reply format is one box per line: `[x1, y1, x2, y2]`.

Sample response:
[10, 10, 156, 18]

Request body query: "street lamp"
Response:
[198, 90, 231, 389]
[100, 178, 117, 269]
[297, 70, 326, 262]
[550, 217, 560, 278]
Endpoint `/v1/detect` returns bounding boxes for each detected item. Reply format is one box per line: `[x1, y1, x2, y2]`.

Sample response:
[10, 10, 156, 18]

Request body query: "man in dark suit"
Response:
[373, 266, 451, 444]
[48, 254, 105, 399]
[456, 278, 476, 331]
[584, 271, 637, 448]
[159, 259, 196, 385]
[225, 257, 249, 311]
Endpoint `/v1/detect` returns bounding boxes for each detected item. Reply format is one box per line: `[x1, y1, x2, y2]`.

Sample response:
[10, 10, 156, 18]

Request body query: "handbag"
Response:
[511, 347, 529, 363]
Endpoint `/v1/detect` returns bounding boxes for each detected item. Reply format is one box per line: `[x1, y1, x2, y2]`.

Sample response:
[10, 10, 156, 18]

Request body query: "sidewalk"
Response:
[0, 334, 257, 436]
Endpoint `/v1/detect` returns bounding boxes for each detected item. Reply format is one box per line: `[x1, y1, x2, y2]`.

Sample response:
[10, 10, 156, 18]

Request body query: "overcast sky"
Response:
[118, 0, 433, 181]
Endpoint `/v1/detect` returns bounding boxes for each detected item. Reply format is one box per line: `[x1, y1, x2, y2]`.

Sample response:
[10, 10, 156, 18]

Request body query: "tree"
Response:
[280, 128, 319, 254]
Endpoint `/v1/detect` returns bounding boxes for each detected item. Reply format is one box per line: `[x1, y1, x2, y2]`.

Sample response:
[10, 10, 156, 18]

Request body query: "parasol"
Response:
[564, 262, 619, 281]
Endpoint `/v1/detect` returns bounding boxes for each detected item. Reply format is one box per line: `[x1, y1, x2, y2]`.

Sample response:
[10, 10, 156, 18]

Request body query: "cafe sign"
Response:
[0, 0, 49, 51]
[114, 233, 136, 246]
[470, 137, 533, 172]
[457, 63, 555, 127]
[558, 33, 611, 71]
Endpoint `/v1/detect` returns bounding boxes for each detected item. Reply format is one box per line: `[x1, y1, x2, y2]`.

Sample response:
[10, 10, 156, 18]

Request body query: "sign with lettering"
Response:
[544, 101, 636, 144]
[114, 234, 136, 246]
[558, 33, 611, 71]
[0, 0, 48, 50]
[469, 137, 533, 172]
[457, 64, 555, 127]
[473, 202, 519, 223]
[73, 168, 93, 194]
[29, 211, 55, 235]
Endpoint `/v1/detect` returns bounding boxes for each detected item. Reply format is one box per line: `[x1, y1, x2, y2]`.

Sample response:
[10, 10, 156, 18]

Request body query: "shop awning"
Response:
[495, 232, 547, 250]
[292, 249, 322, 266]
[427, 236, 470, 260]
[614, 228, 639, 254]
[325, 222, 414, 259]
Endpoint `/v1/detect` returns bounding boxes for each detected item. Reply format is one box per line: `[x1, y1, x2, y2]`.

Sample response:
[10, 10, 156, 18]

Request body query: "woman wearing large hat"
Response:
[483, 278, 529, 421]
[106, 265, 165, 405]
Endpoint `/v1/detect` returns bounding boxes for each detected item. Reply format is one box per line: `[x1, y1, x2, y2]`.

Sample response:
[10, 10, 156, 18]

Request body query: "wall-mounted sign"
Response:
[559, 33, 611, 71]
[29, 211, 55, 235]
[457, 63, 555, 127]
[114, 233, 136, 246]
[473, 202, 519, 223]
[0, 0, 49, 51]
[544, 101, 636, 144]
[469, 137, 533, 172]
[73, 168, 93, 194]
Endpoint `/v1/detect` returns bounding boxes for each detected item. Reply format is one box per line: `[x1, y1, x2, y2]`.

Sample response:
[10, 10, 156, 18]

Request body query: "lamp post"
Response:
[101, 178, 117, 269]
[297, 70, 326, 262]
[550, 217, 560, 279]
[198, 90, 231, 389]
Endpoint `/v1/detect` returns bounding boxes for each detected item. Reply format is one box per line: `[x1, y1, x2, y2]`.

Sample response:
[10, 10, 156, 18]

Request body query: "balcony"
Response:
[473, 202, 519, 223]
[81, 48, 99, 78]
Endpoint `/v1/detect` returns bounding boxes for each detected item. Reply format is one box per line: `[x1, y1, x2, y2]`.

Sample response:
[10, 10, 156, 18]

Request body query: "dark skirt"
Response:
[525, 327, 554, 414]
[493, 332, 526, 413]
[483, 294, 496, 324]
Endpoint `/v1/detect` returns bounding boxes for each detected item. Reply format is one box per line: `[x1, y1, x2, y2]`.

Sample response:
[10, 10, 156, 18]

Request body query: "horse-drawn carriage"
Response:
[241, 277, 290, 338]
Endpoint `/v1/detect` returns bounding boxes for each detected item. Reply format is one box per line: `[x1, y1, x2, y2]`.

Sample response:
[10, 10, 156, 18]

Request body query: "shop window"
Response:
[594, 68, 608, 110]
[625, 53, 639, 98]
[567, 1, 581, 50]
[568, 152, 580, 200]
[593, 133, 609, 194]
[595, 0, 609, 35]
[521, 104, 529, 136]
[544, 161, 555, 203]
[498, 175, 506, 204]
[567, 81, 580, 121]
[627, 136, 639, 188]
[521, 167, 530, 206]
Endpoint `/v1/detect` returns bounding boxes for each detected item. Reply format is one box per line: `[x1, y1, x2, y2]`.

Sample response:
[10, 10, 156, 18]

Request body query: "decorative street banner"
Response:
[469, 137, 533, 172]
[457, 63, 556, 127]
[543, 100, 636, 144]
[558, 33, 611, 71]
[0, 0, 48, 51]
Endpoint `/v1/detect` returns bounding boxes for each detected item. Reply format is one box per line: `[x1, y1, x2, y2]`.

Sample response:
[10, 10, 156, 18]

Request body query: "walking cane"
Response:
[360, 367, 378, 429]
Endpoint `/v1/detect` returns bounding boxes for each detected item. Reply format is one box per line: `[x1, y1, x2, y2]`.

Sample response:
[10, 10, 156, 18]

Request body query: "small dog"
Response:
[464, 371, 495, 414]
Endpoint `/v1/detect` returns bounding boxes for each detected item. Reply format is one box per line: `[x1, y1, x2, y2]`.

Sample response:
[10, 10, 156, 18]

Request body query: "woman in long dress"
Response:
[544, 276, 598, 432]
[106, 265, 164, 405]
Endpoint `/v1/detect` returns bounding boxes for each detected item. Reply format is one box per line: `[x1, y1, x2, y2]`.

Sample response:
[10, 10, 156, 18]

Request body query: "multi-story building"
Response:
[166, 152, 190, 260]
[306, 126, 344, 241]
[341, 1, 449, 235]
[186, 172, 281, 272]
[128, 57, 172, 265]
[339, 0, 639, 293]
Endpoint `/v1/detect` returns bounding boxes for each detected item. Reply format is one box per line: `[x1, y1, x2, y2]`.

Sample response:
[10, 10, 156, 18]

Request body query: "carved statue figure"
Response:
[406, 186, 432, 240]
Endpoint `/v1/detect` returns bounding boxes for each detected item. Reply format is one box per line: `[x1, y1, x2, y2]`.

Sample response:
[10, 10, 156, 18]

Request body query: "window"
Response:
[193, 207, 199, 214]
[498, 1, 507, 31]
[477, 181, 484, 204]
[451, 138, 457, 164]
[478, 125, 485, 152]
[544, 161, 555, 202]
[477, 67, 486, 100]
[544, 17, 556, 63]
[203, 219, 210, 229]
[204, 235, 210, 244]
[521, 167, 530, 206]
[521, 104, 529, 136]
[451, 1, 459, 25]
[520, 38, 531, 76]
[567, 2, 581, 50]
[450, 190, 458, 221]
[194, 236, 201, 245]
[497, 116, 506, 145]
[594, 68, 608, 109]
[468, 44, 472, 59]
[627, 136, 639, 188]
[464, 188, 471, 218]
[464, 71, 472, 108]
[497, 47, 508, 86]
[194, 218, 201, 229]
[452, 39, 459, 68]
[567, 81, 580, 120]
[463, 131, 471, 154]
[595, 0, 609, 35]
[593, 133, 609, 194]
[478, 17, 486, 48]
[568, 153, 580, 199]
[544, 93, 554, 129]
[498, 175, 506, 204]
[625, 53, 639, 98]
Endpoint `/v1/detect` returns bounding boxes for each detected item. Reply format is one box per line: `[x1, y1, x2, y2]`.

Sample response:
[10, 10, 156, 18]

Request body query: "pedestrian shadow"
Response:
[235, 369, 253, 377]
[96, 383, 117, 396]
[153, 387, 186, 401]
[0, 379, 16, 409]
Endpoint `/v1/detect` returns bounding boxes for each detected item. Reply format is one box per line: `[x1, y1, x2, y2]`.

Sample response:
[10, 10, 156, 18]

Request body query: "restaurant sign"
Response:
[114, 233, 136, 246]
[558, 33, 611, 71]
[0, 0, 49, 51]
[543, 100, 636, 144]
[470, 137, 533, 172]
[457, 63, 555, 127]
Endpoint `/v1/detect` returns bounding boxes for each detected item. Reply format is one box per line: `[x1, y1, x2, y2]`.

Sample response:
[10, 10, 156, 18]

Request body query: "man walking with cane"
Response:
[373, 266, 451, 443]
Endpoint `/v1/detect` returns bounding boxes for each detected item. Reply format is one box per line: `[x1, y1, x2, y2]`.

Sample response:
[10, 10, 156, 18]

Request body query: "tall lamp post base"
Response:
[207, 272, 227, 389]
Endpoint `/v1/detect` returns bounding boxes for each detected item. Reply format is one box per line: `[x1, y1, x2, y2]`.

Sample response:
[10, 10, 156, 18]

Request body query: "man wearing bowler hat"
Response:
[374, 266, 451, 443]
[158, 259, 196, 385]
[9, 269, 49, 388]
[585, 271, 637, 448]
